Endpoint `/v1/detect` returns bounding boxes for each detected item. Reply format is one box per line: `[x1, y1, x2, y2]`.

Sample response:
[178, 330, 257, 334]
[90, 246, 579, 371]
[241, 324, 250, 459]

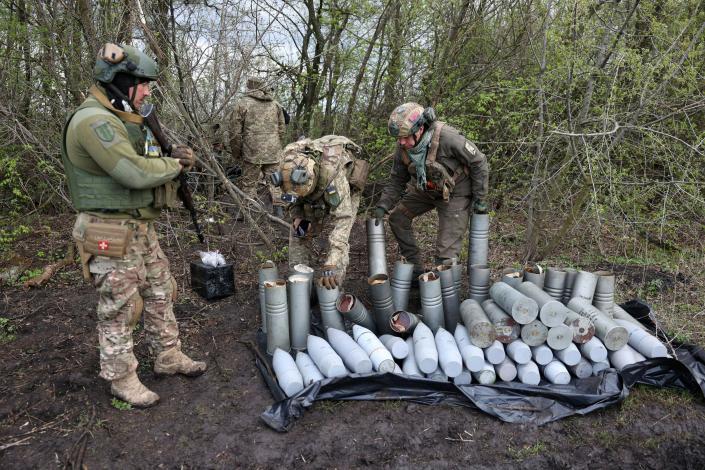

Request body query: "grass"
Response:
[595, 430, 615, 449]
[110, 398, 132, 411]
[617, 386, 695, 426]
[16, 267, 42, 284]
[380, 399, 403, 412]
[255, 245, 289, 264]
[318, 400, 346, 414]
[630, 386, 695, 407]
[507, 440, 546, 460]
[0, 317, 16, 343]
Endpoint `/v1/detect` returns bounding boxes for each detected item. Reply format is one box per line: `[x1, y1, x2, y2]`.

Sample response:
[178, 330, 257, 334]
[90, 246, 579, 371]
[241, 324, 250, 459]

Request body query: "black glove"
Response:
[172, 145, 195, 171]
[373, 207, 386, 226]
[292, 218, 311, 237]
[473, 200, 488, 214]
[320, 265, 339, 290]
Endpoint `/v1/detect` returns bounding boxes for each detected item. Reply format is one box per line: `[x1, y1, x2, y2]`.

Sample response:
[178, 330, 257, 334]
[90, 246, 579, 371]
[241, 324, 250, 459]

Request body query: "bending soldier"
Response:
[272, 136, 368, 289]
[62, 43, 206, 407]
[229, 77, 287, 217]
[375, 102, 489, 279]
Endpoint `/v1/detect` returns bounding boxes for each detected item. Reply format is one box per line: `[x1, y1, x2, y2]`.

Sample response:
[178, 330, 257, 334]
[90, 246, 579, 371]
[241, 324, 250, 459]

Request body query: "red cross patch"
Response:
[98, 240, 110, 251]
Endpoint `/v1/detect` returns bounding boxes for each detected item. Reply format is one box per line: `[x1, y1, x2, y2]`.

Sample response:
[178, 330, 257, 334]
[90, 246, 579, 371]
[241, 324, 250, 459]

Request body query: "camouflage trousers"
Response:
[388, 189, 471, 272]
[240, 160, 283, 207]
[288, 191, 361, 285]
[73, 214, 180, 381]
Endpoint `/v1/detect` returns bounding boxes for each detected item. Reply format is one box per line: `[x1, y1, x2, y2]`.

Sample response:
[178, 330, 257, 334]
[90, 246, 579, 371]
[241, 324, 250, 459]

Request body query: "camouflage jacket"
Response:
[287, 136, 362, 268]
[229, 89, 286, 164]
[377, 121, 489, 210]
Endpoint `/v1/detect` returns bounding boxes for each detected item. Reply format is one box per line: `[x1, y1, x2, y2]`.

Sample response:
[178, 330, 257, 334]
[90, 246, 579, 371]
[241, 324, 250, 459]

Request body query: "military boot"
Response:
[110, 372, 160, 408]
[154, 348, 207, 377]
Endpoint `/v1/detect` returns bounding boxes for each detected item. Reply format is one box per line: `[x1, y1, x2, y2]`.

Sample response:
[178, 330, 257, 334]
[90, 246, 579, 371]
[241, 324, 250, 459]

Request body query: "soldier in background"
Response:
[374, 102, 489, 279]
[229, 77, 287, 217]
[271, 136, 369, 289]
[63, 43, 206, 407]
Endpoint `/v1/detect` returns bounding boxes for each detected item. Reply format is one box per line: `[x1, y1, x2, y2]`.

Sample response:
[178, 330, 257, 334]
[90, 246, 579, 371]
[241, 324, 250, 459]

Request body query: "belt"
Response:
[84, 213, 150, 232]
[91, 208, 144, 218]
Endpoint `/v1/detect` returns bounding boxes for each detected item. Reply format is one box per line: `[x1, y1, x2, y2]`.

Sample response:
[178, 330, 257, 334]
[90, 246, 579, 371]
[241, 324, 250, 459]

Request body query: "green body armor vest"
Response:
[61, 98, 155, 212]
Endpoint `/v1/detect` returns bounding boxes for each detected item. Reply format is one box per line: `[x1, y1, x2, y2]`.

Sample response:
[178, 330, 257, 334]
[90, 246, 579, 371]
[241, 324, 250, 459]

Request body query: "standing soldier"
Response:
[374, 103, 489, 279]
[271, 135, 368, 288]
[229, 77, 287, 217]
[63, 43, 206, 407]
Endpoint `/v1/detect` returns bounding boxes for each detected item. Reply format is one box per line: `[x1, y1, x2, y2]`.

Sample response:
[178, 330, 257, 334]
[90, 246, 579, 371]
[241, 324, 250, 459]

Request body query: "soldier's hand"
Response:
[473, 200, 488, 214]
[172, 145, 195, 171]
[373, 207, 386, 226]
[320, 265, 339, 290]
[292, 218, 311, 237]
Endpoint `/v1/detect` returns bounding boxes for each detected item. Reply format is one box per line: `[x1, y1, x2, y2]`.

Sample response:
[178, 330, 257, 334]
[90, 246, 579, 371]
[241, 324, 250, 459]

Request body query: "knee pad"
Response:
[128, 291, 144, 329]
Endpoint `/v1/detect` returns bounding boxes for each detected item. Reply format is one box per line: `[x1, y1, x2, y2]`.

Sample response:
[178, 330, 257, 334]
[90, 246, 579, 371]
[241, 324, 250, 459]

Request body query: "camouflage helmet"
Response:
[280, 152, 318, 198]
[388, 102, 426, 137]
[93, 43, 159, 84]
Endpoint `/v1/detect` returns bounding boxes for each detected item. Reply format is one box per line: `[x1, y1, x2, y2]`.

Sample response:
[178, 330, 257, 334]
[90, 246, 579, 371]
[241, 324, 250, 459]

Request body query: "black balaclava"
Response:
[106, 72, 139, 111]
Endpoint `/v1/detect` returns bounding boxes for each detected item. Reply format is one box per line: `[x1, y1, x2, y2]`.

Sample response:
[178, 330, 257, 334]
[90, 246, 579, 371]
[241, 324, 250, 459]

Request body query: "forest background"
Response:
[0, 0, 703, 294]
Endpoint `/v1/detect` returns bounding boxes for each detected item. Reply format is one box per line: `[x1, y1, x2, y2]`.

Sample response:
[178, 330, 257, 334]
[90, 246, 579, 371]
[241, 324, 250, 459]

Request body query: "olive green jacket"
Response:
[377, 122, 489, 211]
[62, 87, 181, 218]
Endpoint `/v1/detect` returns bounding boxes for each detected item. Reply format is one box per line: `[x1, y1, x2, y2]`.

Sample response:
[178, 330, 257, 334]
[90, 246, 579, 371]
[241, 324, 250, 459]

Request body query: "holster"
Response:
[75, 241, 92, 282]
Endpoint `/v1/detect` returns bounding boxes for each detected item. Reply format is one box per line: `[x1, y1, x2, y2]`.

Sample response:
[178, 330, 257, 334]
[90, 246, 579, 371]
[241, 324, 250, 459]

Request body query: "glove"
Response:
[373, 206, 386, 226]
[320, 265, 339, 290]
[473, 200, 488, 214]
[292, 218, 311, 238]
[172, 145, 195, 171]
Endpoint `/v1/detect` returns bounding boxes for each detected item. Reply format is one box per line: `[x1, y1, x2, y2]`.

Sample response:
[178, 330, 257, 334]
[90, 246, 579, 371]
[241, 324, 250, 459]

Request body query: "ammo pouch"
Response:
[153, 180, 181, 209]
[303, 200, 327, 220]
[426, 161, 456, 201]
[82, 222, 133, 258]
[347, 159, 369, 192]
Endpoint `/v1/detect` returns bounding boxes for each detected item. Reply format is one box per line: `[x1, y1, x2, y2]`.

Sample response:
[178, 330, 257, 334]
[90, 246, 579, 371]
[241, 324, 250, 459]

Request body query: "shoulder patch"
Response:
[91, 120, 115, 142]
[89, 120, 122, 149]
[464, 140, 477, 156]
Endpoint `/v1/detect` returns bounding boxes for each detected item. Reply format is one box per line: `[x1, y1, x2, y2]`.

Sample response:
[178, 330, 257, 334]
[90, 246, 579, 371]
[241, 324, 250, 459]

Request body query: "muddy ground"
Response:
[1, 212, 705, 469]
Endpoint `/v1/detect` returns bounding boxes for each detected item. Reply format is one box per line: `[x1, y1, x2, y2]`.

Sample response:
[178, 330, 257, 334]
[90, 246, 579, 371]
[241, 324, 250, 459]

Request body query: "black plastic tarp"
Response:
[257, 300, 705, 432]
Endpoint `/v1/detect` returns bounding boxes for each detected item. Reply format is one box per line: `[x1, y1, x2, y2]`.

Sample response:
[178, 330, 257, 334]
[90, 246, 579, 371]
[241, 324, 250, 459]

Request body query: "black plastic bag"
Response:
[258, 300, 705, 431]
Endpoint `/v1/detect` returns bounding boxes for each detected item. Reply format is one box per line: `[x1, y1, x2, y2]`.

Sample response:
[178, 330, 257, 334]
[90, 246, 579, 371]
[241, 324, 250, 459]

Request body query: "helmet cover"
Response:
[388, 102, 425, 137]
[280, 153, 318, 198]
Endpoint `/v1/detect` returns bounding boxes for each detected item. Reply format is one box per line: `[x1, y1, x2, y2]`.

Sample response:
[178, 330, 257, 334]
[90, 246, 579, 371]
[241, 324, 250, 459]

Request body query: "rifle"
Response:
[140, 103, 205, 243]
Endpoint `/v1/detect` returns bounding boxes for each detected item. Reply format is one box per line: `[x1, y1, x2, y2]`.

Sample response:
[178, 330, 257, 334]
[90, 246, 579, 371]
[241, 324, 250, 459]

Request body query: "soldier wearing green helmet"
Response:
[375, 102, 489, 279]
[63, 43, 206, 408]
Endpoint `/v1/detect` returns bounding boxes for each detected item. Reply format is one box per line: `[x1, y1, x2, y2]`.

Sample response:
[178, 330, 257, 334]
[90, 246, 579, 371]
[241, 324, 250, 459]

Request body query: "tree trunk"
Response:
[343, 5, 389, 131]
[381, 0, 403, 111]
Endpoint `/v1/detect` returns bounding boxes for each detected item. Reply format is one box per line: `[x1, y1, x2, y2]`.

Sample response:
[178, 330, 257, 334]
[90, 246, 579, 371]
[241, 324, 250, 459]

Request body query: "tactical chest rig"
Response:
[61, 86, 180, 214]
[290, 136, 368, 222]
[399, 122, 470, 201]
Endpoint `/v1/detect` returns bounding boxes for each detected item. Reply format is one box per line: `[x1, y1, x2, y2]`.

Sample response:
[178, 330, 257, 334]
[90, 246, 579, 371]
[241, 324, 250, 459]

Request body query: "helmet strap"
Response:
[106, 82, 137, 113]
[411, 125, 424, 147]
